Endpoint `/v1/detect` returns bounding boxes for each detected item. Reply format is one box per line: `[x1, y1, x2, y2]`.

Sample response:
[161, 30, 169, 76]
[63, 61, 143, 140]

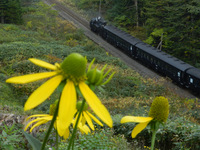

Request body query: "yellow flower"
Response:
[121, 116, 153, 138]
[121, 96, 169, 138]
[24, 114, 90, 139]
[75, 101, 103, 130]
[6, 53, 113, 137]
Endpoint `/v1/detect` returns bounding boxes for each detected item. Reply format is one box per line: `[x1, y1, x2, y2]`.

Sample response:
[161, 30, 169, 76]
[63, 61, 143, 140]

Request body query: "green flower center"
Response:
[61, 53, 87, 83]
[76, 101, 88, 111]
[87, 69, 103, 85]
[149, 96, 169, 123]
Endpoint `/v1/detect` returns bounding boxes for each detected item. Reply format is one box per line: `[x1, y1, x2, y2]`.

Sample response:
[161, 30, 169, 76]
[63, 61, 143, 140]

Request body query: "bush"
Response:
[0, 82, 15, 103]
[12, 60, 45, 74]
[113, 117, 200, 150]
[0, 122, 27, 150]
[58, 128, 130, 150]
[0, 73, 8, 82]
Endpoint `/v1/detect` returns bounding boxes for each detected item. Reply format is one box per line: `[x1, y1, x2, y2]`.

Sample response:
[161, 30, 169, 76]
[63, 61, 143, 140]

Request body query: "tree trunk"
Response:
[134, 0, 138, 27]
[1, 15, 4, 23]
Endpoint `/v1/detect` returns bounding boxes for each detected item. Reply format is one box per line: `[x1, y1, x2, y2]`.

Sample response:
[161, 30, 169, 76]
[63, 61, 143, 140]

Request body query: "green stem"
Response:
[56, 131, 58, 150]
[67, 99, 86, 150]
[41, 101, 59, 150]
[151, 129, 157, 150]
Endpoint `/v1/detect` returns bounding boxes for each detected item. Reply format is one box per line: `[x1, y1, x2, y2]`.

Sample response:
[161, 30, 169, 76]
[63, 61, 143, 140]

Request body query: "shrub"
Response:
[0, 73, 8, 82]
[12, 60, 45, 74]
[113, 116, 200, 150]
[58, 128, 131, 150]
[0, 122, 27, 150]
[0, 82, 15, 103]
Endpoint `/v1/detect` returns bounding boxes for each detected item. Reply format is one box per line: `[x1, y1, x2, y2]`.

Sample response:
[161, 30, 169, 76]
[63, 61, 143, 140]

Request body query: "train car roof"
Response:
[104, 25, 142, 45]
[186, 67, 200, 79]
[136, 42, 193, 71]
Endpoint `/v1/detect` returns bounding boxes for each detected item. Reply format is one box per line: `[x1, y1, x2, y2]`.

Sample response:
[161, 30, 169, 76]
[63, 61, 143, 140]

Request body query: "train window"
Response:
[177, 72, 181, 77]
[130, 45, 133, 51]
[190, 78, 193, 83]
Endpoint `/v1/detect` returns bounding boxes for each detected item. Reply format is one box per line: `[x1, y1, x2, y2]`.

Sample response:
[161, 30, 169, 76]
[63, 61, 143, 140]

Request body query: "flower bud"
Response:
[149, 96, 169, 123]
[87, 69, 103, 85]
[76, 101, 88, 111]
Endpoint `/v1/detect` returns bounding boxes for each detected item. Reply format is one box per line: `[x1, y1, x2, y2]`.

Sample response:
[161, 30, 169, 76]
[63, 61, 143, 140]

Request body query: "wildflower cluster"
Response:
[6, 53, 115, 149]
[6, 52, 169, 150]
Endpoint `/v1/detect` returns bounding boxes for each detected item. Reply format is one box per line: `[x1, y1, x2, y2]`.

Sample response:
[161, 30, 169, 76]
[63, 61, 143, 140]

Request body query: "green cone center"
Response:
[61, 53, 87, 80]
[149, 96, 169, 123]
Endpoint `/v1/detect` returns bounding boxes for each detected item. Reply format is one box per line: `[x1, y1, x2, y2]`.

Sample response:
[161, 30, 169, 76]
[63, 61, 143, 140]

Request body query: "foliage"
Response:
[113, 116, 200, 150]
[0, 82, 16, 104]
[0, 0, 23, 24]
[57, 128, 130, 150]
[23, 131, 42, 150]
[69, 0, 200, 67]
[0, 122, 27, 150]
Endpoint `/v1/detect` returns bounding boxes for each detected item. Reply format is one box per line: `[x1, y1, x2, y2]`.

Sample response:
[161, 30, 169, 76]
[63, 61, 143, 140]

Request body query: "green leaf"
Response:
[23, 131, 44, 150]
[2, 130, 7, 137]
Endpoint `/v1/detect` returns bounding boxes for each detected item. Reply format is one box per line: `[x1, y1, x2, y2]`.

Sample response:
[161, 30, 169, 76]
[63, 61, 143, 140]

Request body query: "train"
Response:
[90, 17, 200, 94]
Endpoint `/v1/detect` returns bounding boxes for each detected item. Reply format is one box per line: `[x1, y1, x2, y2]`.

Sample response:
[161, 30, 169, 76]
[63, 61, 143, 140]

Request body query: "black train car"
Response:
[102, 25, 142, 56]
[185, 68, 200, 92]
[135, 42, 194, 85]
[90, 17, 200, 94]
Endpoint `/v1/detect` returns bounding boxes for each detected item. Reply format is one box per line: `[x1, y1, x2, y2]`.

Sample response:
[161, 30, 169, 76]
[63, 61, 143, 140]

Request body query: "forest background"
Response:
[0, 0, 199, 149]
[71, 0, 200, 68]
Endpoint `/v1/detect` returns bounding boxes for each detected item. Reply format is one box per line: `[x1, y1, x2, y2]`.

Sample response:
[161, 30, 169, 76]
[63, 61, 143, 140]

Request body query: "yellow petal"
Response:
[131, 121, 151, 138]
[63, 128, 70, 139]
[26, 114, 50, 121]
[24, 118, 43, 131]
[6, 72, 58, 84]
[29, 58, 57, 70]
[30, 120, 49, 132]
[121, 116, 153, 124]
[83, 111, 94, 130]
[57, 80, 76, 136]
[79, 82, 113, 128]
[86, 111, 103, 126]
[82, 125, 91, 134]
[78, 122, 90, 134]
[24, 116, 53, 131]
[24, 75, 63, 111]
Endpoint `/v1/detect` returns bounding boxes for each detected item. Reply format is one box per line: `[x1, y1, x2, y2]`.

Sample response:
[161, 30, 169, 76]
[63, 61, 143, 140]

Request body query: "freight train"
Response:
[90, 17, 200, 94]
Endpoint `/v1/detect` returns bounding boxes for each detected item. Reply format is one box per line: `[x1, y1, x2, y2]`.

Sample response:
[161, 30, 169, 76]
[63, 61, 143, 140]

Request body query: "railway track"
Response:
[43, 0, 198, 99]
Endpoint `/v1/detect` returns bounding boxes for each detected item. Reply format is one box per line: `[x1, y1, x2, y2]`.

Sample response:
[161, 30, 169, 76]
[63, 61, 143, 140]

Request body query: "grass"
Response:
[0, 1, 199, 149]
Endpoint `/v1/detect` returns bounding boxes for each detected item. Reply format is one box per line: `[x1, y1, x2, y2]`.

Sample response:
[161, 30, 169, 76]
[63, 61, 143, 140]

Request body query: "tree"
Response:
[0, 0, 7, 23]
[0, 0, 23, 24]
[144, 0, 200, 66]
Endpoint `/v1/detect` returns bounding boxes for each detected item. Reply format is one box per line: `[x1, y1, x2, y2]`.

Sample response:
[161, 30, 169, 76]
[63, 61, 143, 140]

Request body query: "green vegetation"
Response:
[0, 0, 23, 24]
[0, 0, 199, 150]
[65, 0, 200, 68]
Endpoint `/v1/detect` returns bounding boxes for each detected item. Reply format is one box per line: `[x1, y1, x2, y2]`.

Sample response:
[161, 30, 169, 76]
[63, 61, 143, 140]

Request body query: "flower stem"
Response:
[67, 99, 86, 150]
[56, 131, 58, 150]
[41, 100, 59, 150]
[151, 129, 157, 150]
